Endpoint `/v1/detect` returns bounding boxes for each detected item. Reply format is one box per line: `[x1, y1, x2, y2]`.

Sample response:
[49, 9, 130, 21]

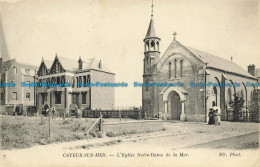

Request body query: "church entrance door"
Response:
[170, 92, 182, 120]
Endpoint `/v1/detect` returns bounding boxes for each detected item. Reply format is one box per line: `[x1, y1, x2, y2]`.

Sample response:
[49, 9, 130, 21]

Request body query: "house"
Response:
[37, 55, 115, 115]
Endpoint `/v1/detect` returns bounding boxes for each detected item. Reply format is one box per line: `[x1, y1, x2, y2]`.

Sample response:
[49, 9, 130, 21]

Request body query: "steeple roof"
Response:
[0, 16, 10, 61]
[144, 18, 159, 40]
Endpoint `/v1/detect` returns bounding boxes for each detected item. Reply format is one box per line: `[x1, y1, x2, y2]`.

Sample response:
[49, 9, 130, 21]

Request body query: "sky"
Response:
[0, 0, 259, 107]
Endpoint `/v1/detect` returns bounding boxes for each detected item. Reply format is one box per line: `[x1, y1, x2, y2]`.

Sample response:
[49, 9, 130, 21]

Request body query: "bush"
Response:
[106, 131, 116, 137]
[62, 119, 72, 124]
[248, 100, 259, 122]
[229, 94, 244, 122]
[96, 132, 103, 138]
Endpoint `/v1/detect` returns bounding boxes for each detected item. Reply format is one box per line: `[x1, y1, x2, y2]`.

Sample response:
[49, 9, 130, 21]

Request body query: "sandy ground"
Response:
[0, 121, 259, 167]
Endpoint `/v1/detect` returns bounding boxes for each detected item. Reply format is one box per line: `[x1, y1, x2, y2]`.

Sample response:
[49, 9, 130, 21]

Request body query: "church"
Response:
[142, 14, 259, 122]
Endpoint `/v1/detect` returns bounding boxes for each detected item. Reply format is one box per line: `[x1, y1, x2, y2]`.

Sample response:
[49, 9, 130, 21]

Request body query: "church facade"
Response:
[142, 17, 259, 122]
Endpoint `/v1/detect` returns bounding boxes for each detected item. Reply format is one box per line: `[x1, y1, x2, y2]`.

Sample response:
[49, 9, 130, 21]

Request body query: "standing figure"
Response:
[208, 108, 215, 125]
[213, 106, 221, 125]
[43, 104, 49, 116]
[75, 106, 79, 118]
[51, 107, 56, 119]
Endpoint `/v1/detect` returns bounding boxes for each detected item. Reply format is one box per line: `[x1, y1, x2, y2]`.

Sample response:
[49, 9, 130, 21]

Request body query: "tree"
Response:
[229, 94, 244, 122]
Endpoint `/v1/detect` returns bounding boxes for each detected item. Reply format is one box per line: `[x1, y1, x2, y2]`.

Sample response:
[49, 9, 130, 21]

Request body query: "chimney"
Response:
[98, 59, 102, 69]
[248, 64, 255, 76]
[78, 57, 83, 70]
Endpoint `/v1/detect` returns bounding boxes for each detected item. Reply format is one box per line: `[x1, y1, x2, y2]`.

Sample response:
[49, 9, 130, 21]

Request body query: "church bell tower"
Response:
[142, 1, 160, 118]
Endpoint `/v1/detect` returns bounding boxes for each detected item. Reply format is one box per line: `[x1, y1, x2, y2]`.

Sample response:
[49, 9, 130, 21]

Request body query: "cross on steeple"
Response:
[151, 0, 154, 17]
[173, 32, 177, 40]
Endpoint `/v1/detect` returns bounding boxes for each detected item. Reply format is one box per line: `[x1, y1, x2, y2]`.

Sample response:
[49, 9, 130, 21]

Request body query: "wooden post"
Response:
[48, 113, 51, 138]
[139, 106, 141, 120]
[41, 114, 43, 124]
[119, 108, 121, 122]
[99, 113, 102, 132]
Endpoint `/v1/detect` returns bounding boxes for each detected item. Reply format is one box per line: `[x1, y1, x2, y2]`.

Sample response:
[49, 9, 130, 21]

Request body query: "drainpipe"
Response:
[205, 63, 208, 123]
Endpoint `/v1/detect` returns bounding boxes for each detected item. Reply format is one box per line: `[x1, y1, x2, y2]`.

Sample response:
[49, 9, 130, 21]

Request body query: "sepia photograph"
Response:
[0, 0, 259, 166]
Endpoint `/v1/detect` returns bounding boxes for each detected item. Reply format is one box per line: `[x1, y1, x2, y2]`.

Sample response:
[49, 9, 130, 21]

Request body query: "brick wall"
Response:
[143, 40, 258, 122]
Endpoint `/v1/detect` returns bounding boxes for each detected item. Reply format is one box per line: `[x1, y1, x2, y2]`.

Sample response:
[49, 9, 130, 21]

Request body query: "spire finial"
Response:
[151, 0, 154, 17]
[173, 32, 177, 40]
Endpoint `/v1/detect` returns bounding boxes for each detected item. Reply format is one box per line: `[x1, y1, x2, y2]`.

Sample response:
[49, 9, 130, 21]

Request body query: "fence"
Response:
[226, 108, 258, 122]
[82, 108, 143, 119]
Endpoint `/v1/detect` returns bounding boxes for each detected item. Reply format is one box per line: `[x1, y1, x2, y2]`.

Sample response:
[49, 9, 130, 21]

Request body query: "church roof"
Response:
[160, 39, 257, 79]
[0, 17, 10, 61]
[144, 18, 159, 40]
[183, 44, 257, 79]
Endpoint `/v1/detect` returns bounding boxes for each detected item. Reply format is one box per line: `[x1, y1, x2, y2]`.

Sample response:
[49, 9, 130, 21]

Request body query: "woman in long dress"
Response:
[208, 108, 215, 125]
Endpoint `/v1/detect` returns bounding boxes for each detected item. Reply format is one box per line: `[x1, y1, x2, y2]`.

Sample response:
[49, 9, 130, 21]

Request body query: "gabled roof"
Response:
[160, 39, 257, 79]
[183, 45, 256, 79]
[56, 56, 79, 71]
[1, 59, 37, 73]
[87, 58, 113, 73]
[0, 59, 16, 73]
[43, 59, 53, 69]
[144, 18, 159, 40]
[43, 55, 113, 74]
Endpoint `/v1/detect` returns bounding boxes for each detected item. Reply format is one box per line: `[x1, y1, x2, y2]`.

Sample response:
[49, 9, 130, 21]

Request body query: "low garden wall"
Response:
[102, 120, 163, 136]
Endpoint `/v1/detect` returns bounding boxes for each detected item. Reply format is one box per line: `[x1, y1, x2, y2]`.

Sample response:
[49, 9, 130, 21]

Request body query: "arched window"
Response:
[151, 41, 155, 50]
[168, 62, 172, 79]
[146, 41, 149, 51]
[174, 59, 177, 78]
[240, 90, 244, 100]
[180, 60, 183, 77]
[250, 91, 254, 100]
[227, 88, 232, 102]
[156, 41, 159, 51]
[57, 76, 61, 84]
[72, 78, 75, 88]
[213, 86, 217, 106]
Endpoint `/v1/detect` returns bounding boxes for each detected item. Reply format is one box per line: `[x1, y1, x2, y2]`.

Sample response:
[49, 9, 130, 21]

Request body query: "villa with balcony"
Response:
[37, 54, 115, 115]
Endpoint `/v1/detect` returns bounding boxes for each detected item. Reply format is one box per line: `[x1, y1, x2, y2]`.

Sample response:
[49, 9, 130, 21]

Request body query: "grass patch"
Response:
[106, 128, 164, 137]
[78, 139, 122, 149]
[1, 116, 98, 150]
